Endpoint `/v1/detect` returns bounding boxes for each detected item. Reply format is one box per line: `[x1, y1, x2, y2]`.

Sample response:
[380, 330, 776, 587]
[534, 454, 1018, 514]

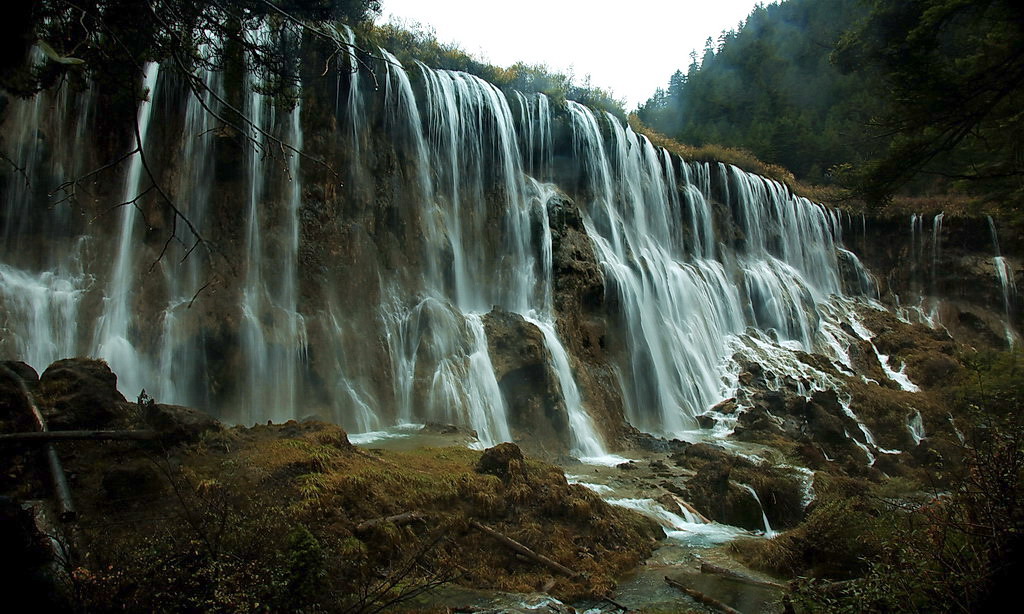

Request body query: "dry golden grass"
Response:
[65, 420, 660, 609]
[628, 115, 846, 205]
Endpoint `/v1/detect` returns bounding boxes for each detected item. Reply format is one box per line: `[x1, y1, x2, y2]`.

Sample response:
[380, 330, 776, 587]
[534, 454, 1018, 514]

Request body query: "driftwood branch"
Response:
[664, 576, 742, 614]
[355, 511, 426, 534]
[699, 561, 786, 590]
[0, 430, 163, 443]
[469, 520, 579, 578]
[0, 366, 76, 522]
[673, 495, 712, 524]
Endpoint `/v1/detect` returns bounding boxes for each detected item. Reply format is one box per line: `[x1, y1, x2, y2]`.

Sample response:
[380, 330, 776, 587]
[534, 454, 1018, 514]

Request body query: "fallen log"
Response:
[664, 576, 741, 614]
[672, 495, 712, 524]
[1, 366, 76, 522]
[355, 511, 426, 533]
[700, 561, 786, 590]
[0, 430, 163, 443]
[469, 520, 579, 578]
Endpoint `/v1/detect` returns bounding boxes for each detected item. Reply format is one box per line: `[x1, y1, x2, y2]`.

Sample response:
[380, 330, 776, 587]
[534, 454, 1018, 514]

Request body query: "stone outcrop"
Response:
[547, 193, 627, 445]
[38, 358, 131, 430]
[476, 442, 528, 483]
[483, 309, 569, 455]
[144, 403, 222, 443]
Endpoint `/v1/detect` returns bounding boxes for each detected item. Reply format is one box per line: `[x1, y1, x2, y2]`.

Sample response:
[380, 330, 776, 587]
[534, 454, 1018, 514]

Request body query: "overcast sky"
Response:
[381, 0, 763, 109]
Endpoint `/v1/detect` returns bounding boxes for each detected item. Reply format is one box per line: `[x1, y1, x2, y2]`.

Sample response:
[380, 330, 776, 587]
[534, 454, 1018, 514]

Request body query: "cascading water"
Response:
[526, 314, 609, 460]
[152, 60, 222, 408]
[92, 62, 162, 399]
[987, 216, 1018, 346]
[2, 29, 899, 456]
[740, 484, 777, 538]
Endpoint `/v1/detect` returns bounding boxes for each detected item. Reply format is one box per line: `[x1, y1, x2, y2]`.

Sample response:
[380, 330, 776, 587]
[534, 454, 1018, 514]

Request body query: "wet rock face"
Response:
[683, 460, 764, 531]
[546, 193, 628, 446]
[482, 309, 570, 455]
[38, 358, 130, 430]
[848, 214, 1022, 345]
[731, 382, 872, 471]
[549, 194, 604, 317]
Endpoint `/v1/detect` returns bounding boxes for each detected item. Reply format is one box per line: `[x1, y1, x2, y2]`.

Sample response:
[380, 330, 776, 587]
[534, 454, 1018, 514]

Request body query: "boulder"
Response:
[476, 442, 528, 483]
[695, 413, 717, 429]
[483, 308, 570, 454]
[1, 361, 38, 389]
[144, 403, 222, 443]
[684, 460, 764, 531]
[709, 397, 739, 414]
[39, 358, 130, 430]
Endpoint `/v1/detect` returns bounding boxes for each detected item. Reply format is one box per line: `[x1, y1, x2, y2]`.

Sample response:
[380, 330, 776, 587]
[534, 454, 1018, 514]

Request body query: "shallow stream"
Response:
[353, 425, 788, 613]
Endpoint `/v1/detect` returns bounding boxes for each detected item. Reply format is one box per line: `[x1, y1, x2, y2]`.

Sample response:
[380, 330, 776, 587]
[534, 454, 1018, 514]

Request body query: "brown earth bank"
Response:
[0, 358, 661, 613]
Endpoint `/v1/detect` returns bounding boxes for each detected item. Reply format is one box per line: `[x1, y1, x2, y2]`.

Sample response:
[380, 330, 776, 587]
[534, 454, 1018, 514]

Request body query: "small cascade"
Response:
[740, 484, 776, 538]
[846, 311, 921, 392]
[607, 498, 748, 546]
[908, 409, 926, 445]
[987, 216, 1018, 345]
[92, 62, 162, 398]
[525, 314, 608, 459]
[318, 309, 381, 434]
[931, 212, 944, 292]
[876, 349, 920, 392]
[462, 314, 515, 448]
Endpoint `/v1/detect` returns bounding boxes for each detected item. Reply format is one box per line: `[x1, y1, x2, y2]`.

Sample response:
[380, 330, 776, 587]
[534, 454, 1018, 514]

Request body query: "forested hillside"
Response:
[638, 0, 870, 184]
[639, 0, 1024, 210]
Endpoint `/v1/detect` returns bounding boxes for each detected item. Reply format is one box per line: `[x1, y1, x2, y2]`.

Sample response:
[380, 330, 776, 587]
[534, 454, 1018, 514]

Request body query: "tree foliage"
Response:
[638, 0, 872, 185]
[368, 20, 627, 119]
[833, 0, 1024, 206]
[639, 0, 1024, 209]
[0, 0, 381, 102]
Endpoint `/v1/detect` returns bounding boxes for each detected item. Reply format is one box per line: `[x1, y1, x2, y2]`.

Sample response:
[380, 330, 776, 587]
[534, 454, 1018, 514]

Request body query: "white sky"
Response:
[381, 0, 763, 109]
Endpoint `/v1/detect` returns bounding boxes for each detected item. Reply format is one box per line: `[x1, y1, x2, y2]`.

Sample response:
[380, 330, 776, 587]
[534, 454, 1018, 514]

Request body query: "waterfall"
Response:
[987, 216, 1018, 345]
[0, 262, 86, 368]
[2, 27, 890, 453]
[740, 484, 777, 538]
[93, 62, 161, 399]
[525, 314, 608, 459]
[152, 60, 221, 408]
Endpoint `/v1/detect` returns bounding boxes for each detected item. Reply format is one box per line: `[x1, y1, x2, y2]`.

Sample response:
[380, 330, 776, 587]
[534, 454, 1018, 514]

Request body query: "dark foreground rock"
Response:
[38, 358, 130, 430]
[144, 403, 222, 443]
